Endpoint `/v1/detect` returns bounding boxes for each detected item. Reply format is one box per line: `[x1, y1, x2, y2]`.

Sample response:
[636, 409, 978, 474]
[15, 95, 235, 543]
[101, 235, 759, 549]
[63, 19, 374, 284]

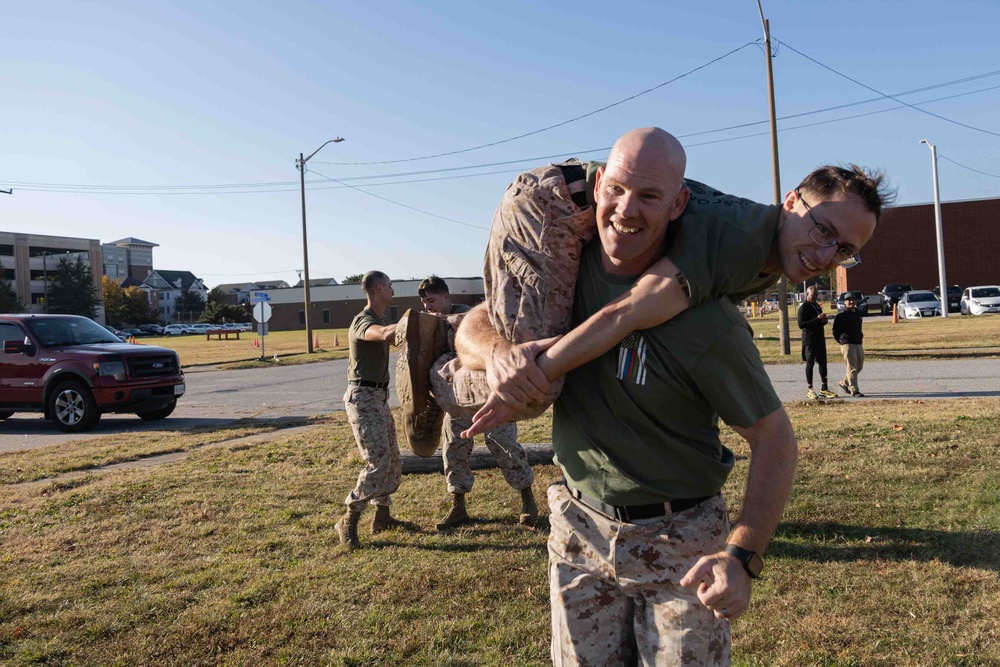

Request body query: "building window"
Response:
[298, 310, 305, 325]
[322, 309, 331, 324]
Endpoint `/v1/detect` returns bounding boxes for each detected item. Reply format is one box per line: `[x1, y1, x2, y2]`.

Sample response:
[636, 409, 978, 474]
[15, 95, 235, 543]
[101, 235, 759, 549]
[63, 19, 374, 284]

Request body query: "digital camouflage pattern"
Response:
[547, 483, 732, 666]
[343, 385, 401, 511]
[441, 417, 533, 494]
[431, 161, 594, 419]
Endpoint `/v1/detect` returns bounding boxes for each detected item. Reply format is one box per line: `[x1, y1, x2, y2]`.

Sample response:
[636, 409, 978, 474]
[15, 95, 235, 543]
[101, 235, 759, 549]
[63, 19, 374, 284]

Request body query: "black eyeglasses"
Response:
[795, 189, 862, 269]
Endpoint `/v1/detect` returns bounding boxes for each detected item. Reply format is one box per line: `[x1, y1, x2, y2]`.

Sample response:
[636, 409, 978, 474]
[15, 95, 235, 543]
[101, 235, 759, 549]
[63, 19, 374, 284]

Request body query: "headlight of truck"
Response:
[94, 361, 126, 381]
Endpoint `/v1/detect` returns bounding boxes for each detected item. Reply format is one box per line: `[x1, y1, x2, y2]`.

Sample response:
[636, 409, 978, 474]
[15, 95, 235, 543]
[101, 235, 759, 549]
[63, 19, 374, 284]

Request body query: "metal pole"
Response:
[43, 252, 48, 313]
[757, 5, 791, 354]
[921, 140, 949, 318]
[299, 152, 314, 352]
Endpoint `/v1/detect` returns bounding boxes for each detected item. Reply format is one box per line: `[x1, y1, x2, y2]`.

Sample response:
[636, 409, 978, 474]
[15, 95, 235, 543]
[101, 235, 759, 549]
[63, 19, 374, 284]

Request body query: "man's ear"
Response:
[782, 189, 799, 212]
[594, 166, 604, 193]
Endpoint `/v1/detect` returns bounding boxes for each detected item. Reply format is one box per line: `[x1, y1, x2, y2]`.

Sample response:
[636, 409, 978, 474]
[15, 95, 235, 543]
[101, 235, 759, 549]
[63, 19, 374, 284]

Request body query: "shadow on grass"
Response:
[772, 521, 1000, 571]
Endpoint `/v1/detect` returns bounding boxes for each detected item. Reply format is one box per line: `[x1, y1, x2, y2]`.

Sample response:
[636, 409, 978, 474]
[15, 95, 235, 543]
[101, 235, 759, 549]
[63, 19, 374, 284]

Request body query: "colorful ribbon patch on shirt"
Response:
[617, 331, 647, 385]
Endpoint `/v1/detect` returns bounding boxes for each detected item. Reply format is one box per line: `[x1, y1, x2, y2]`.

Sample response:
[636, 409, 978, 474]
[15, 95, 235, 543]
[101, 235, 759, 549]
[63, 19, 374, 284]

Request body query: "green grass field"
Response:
[1, 399, 997, 665]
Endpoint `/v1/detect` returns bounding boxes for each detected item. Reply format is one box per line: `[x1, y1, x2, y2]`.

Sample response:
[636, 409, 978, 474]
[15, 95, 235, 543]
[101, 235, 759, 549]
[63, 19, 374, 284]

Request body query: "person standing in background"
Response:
[832, 293, 865, 397]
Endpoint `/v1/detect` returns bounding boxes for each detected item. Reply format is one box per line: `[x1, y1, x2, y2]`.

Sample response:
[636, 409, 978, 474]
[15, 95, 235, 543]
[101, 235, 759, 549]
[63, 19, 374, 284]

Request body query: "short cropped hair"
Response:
[418, 275, 450, 298]
[361, 271, 390, 295]
[797, 164, 897, 222]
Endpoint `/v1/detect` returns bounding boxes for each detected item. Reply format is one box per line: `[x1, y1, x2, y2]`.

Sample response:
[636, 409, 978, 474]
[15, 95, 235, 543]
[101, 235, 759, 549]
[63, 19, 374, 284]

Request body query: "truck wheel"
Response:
[49, 380, 101, 432]
[0, 410, 13, 421]
[137, 400, 176, 421]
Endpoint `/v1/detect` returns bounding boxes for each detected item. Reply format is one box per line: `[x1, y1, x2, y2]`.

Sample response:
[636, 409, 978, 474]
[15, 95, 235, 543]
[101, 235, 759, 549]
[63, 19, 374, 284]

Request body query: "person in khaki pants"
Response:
[832, 294, 865, 396]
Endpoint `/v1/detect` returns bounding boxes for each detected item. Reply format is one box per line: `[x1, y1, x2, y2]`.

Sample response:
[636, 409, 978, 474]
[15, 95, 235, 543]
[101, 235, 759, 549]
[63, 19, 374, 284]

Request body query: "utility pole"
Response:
[757, 0, 790, 354]
[297, 137, 345, 353]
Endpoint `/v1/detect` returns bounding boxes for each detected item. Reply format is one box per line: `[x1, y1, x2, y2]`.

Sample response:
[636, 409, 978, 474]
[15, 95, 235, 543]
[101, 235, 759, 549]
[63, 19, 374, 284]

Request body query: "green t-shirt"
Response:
[449, 303, 472, 315]
[347, 307, 390, 383]
[583, 163, 782, 305]
[552, 241, 783, 505]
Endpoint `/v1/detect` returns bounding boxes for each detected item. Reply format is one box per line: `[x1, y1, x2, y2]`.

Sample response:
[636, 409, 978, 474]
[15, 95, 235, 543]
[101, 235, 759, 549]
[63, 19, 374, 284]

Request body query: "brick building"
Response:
[263, 277, 484, 330]
[837, 196, 1000, 295]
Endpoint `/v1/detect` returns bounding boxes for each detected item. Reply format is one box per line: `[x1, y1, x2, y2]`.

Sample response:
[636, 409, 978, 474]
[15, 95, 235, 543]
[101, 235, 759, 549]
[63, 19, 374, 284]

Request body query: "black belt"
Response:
[567, 484, 714, 523]
[349, 380, 389, 389]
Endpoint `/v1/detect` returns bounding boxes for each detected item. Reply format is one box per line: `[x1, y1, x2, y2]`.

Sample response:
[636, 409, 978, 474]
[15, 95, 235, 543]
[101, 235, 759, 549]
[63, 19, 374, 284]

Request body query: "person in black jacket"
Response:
[832, 293, 865, 396]
[797, 285, 836, 399]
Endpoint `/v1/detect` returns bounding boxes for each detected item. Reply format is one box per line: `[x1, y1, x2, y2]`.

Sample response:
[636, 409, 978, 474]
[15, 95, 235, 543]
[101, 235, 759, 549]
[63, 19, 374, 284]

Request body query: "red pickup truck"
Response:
[0, 314, 185, 432]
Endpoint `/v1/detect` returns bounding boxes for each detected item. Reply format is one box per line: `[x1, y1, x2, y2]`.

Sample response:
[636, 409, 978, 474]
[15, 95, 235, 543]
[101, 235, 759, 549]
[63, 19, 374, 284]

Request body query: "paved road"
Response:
[3, 355, 999, 453]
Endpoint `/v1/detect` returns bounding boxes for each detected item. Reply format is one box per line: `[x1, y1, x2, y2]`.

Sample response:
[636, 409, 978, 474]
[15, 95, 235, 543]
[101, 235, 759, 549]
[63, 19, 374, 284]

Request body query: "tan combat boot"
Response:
[335, 510, 362, 549]
[436, 492, 472, 530]
[371, 504, 404, 534]
[395, 309, 447, 457]
[519, 486, 539, 527]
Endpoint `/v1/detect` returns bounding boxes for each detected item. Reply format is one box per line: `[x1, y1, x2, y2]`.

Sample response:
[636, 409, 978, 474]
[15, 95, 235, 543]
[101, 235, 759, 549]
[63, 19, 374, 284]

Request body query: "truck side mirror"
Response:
[3, 339, 26, 354]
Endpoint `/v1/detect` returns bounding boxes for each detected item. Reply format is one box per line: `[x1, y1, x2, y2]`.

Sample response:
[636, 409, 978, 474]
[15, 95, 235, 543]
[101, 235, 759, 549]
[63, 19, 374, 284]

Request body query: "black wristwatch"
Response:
[724, 544, 763, 579]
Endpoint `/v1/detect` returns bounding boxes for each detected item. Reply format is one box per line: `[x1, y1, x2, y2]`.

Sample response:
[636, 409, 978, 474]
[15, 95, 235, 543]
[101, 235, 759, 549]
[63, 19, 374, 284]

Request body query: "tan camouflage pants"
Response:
[441, 416, 534, 494]
[547, 482, 732, 666]
[432, 161, 597, 420]
[343, 386, 401, 511]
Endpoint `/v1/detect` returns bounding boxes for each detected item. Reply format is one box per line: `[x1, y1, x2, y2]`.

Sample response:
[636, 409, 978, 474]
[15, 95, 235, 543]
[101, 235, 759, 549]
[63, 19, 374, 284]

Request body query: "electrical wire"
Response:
[777, 40, 1000, 138]
[939, 155, 1000, 180]
[306, 167, 490, 231]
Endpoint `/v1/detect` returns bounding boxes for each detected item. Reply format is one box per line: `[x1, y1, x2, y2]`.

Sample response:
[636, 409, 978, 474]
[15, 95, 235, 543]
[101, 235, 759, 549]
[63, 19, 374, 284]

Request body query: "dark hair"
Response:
[797, 164, 897, 222]
[361, 270, 390, 295]
[418, 275, 449, 298]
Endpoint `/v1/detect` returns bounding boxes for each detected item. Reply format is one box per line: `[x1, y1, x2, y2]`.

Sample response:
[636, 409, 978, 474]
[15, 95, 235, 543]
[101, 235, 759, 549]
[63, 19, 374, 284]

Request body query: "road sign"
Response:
[253, 301, 272, 323]
[251, 292, 271, 303]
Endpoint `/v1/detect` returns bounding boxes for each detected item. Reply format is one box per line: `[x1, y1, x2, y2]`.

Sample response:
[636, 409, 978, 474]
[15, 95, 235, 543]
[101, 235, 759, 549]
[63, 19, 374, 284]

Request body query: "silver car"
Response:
[897, 290, 942, 319]
[960, 285, 1000, 315]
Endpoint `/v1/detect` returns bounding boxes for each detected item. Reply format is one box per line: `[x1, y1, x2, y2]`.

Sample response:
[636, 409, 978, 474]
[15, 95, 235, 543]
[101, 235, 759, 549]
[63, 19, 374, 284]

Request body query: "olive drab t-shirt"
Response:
[347, 308, 390, 384]
[552, 240, 783, 505]
[583, 163, 782, 305]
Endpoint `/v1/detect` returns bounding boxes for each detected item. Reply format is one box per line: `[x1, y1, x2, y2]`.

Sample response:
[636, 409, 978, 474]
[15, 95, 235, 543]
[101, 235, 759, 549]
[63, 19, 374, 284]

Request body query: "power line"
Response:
[939, 155, 1000, 179]
[777, 40, 1000, 139]
[6, 73, 1000, 196]
[306, 167, 490, 231]
[315, 42, 759, 166]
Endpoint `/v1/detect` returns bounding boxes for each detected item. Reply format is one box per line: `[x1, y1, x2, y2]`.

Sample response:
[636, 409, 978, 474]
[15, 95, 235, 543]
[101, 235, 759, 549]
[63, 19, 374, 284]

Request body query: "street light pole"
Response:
[296, 137, 345, 353]
[919, 139, 949, 318]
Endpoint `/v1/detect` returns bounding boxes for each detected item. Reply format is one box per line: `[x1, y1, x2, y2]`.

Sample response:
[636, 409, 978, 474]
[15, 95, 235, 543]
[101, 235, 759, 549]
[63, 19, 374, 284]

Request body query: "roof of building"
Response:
[292, 277, 340, 288]
[113, 276, 147, 289]
[212, 280, 290, 293]
[148, 269, 203, 290]
[107, 237, 159, 248]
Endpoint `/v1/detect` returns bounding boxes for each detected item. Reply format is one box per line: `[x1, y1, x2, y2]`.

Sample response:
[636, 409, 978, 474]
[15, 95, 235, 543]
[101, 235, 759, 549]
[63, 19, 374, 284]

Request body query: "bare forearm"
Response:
[538, 257, 691, 379]
[728, 410, 798, 554]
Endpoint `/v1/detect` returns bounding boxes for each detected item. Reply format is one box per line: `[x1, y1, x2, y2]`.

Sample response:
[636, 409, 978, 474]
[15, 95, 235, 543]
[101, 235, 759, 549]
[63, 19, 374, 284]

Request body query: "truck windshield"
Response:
[25, 317, 122, 347]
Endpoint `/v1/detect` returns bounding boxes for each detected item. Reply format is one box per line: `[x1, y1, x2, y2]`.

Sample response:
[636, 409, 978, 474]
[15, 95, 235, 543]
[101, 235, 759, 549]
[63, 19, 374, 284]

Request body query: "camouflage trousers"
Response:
[547, 482, 732, 666]
[432, 161, 597, 420]
[442, 416, 534, 494]
[343, 386, 401, 512]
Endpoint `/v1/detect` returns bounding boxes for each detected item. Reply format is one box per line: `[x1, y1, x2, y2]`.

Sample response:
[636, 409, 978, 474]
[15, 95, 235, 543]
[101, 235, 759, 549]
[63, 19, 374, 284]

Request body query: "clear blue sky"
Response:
[3, 1, 998, 289]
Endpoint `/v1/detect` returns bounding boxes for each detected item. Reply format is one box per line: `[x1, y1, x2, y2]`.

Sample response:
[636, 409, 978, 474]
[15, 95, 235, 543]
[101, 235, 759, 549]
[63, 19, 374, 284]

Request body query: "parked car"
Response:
[163, 324, 190, 336]
[897, 290, 942, 319]
[960, 285, 1000, 315]
[0, 314, 185, 432]
[237, 322, 252, 332]
[139, 324, 164, 336]
[879, 283, 914, 315]
[933, 285, 962, 313]
[836, 291, 869, 316]
[120, 327, 148, 338]
[101, 324, 129, 342]
[188, 323, 213, 334]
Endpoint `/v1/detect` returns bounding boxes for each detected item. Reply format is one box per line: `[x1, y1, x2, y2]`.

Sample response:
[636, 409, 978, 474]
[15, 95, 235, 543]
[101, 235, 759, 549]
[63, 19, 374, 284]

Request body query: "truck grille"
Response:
[129, 355, 179, 378]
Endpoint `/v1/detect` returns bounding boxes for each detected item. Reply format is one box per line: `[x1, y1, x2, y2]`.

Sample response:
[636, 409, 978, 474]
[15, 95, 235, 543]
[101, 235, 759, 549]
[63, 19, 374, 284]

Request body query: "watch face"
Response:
[747, 553, 764, 577]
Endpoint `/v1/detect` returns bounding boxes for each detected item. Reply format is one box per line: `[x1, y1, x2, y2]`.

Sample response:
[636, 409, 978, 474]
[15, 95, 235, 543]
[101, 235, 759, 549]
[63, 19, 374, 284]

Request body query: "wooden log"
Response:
[401, 442, 553, 474]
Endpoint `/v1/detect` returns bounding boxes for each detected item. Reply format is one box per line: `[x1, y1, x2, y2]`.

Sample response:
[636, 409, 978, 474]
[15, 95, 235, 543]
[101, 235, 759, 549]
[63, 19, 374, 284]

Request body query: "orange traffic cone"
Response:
[892, 303, 899, 324]
[334, 334, 340, 347]
[254, 338, 259, 348]
[314, 333, 320, 349]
